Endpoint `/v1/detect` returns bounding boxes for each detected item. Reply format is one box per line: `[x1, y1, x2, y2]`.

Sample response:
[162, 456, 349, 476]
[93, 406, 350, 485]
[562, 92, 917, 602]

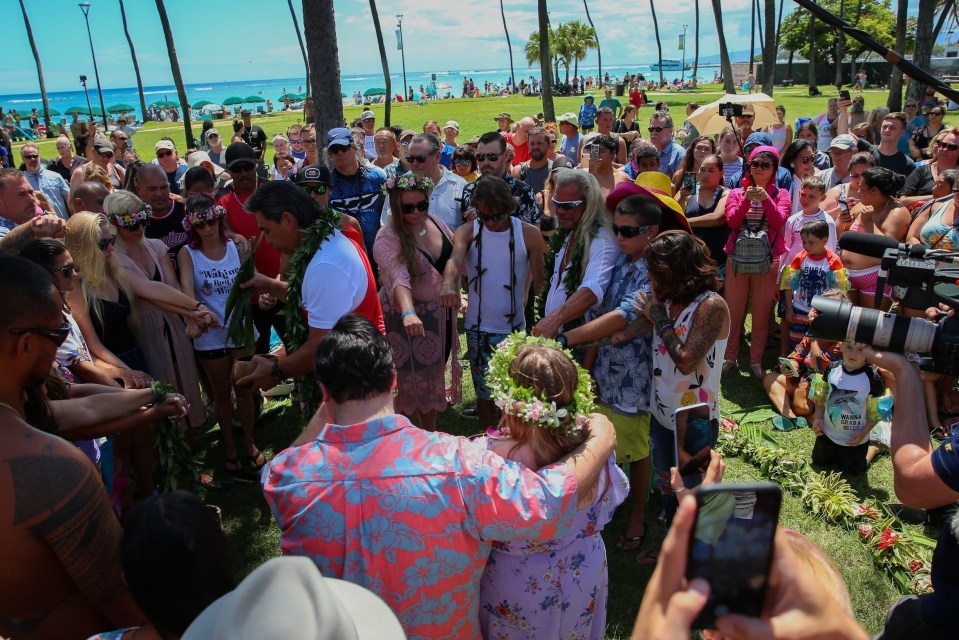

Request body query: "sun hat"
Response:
[444, 120, 460, 132]
[296, 163, 332, 186]
[360, 110, 375, 121]
[557, 112, 579, 127]
[187, 150, 225, 178]
[181, 556, 406, 640]
[327, 127, 353, 149]
[155, 139, 176, 153]
[605, 173, 691, 233]
[494, 112, 513, 122]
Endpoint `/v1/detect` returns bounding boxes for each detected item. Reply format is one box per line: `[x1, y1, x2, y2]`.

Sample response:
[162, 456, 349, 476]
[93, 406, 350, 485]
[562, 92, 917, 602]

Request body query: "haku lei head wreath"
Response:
[383, 173, 434, 194]
[110, 203, 152, 230]
[182, 204, 227, 231]
[487, 332, 596, 435]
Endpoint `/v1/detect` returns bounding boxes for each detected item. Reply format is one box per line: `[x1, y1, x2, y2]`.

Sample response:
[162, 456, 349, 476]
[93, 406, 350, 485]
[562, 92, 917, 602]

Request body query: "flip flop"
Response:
[772, 416, 796, 431]
[750, 364, 765, 378]
[617, 528, 647, 551]
[794, 416, 809, 428]
[722, 359, 738, 373]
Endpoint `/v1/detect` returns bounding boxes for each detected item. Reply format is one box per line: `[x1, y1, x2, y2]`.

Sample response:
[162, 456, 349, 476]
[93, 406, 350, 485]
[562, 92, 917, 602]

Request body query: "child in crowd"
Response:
[272, 152, 296, 181]
[625, 143, 661, 179]
[810, 341, 893, 475]
[780, 219, 847, 349]
[579, 94, 598, 133]
[479, 334, 627, 639]
[781, 176, 837, 268]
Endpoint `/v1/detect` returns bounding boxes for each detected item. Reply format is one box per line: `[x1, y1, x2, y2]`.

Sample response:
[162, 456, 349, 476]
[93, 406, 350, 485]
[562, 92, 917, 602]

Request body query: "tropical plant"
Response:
[118, 0, 148, 124]
[287, 0, 311, 99]
[304, 0, 345, 138]
[368, 0, 391, 125]
[553, 23, 575, 85]
[650, 0, 665, 87]
[500, 0, 516, 92]
[17, 0, 53, 137]
[526, 28, 562, 85]
[538, 0, 555, 121]
[564, 20, 597, 82]
[710, 0, 737, 93]
[582, 0, 601, 85]
[154, 0, 194, 147]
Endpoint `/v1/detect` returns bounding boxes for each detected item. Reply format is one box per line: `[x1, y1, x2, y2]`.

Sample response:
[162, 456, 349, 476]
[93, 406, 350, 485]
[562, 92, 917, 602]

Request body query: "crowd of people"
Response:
[0, 84, 957, 640]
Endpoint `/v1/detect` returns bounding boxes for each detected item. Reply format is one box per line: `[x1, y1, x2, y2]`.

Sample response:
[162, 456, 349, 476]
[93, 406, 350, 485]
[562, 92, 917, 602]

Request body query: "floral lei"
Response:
[382, 173, 434, 193]
[110, 203, 152, 230]
[181, 204, 227, 231]
[280, 208, 341, 416]
[487, 332, 596, 435]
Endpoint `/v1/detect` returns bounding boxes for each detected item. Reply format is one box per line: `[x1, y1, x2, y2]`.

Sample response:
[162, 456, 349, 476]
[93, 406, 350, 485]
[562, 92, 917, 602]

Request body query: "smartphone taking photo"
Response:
[687, 483, 783, 629]
[672, 403, 717, 490]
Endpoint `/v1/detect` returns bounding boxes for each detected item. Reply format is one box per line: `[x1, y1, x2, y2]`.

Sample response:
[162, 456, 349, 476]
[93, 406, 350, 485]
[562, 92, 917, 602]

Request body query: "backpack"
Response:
[731, 213, 772, 275]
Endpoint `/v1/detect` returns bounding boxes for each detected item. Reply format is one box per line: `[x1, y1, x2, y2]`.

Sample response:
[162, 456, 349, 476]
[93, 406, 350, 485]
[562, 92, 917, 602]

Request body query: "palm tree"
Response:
[500, 0, 516, 92]
[710, 0, 736, 93]
[367, 0, 391, 126]
[650, 0, 665, 87]
[118, 0, 148, 123]
[692, 0, 700, 87]
[807, 12, 818, 92]
[17, 0, 53, 137]
[539, 0, 555, 121]
[761, 0, 777, 93]
[582, 0, 601, 86]
[526, 28, 561, 84]
[565, 20, 596, 85]
[553, 23, 575, 85]
[287, 0, 310, 98]
[304, 0, 344, 140]
[887, 0, 907, 110]
[154, 0, 194, 147]
[910, 0, 937, 101]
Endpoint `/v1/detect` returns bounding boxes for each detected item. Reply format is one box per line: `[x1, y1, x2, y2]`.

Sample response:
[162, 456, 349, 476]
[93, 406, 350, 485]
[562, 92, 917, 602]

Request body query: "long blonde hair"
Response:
[65, 211, 134, 328]
[103, 190, 146, 251]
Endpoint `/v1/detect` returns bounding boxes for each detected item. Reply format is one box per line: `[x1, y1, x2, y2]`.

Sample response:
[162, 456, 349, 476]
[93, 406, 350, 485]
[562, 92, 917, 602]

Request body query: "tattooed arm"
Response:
[651, 293, 729, 375]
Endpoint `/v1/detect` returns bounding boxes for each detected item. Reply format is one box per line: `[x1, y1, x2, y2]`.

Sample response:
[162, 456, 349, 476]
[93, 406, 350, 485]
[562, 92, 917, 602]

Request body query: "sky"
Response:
[7, 0, 927, 95]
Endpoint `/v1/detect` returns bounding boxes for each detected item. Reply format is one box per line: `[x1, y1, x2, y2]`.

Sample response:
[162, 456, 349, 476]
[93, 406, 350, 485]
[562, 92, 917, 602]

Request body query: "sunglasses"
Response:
[156, 149, 174, 158]
[612, 223, 651, 238]
[454, 160, 472, 167]
[9, 319, 72, 347]
[303, 184, 328, 195]
[22, 154, 39, 160]
[98, 235, 117, 251]
[749, 160, 773, 170]
[935, 140, 959, 151]
[125, 221, 149, 231]
[647, 127, 666, 133]
[479, 212, 508, 222]
[98, 151, 114, 158]
[400, 201, 429, 214]
[406, 154, 431, 164]
[191, 219, 219, 230]
[329, 145, 352, 155]
[289, 138, 301, 143]
[797, 156, 814, 164]
[551, 197, 584, 210]
[113, 136, 128, 141]
[301, 139, 317, 146]
[905, 104, 917, 108]
[475, 152, 500, 162]
[231, 163, 256, 172]
[51, 262, 76, 277]
[930, 111, 945, 116]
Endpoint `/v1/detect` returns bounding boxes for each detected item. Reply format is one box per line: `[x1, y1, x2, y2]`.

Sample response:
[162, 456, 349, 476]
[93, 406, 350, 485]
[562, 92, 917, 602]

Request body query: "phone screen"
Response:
[672, 403, 716, 489]
[778, 357, 799, 377]
[687, 484, 782, 629]
[682, 172, 696, 192]
[839, 89, 851, 101]
[590, 144, 601, 161]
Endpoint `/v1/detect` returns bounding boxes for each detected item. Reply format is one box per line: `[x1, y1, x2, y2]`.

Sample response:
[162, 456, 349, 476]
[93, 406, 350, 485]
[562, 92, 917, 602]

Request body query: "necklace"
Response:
[417, 227, 427, 237]
[0, 401, 23, 418]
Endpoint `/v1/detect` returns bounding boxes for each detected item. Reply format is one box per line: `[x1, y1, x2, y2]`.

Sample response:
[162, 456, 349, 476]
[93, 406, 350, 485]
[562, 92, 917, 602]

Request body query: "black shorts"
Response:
[812, 435, 869, 474]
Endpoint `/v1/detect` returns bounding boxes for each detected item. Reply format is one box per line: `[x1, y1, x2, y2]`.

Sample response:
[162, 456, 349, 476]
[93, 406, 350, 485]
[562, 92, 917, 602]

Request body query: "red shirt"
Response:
[218, 188, 280, 279]
[505, 133, 530, 166]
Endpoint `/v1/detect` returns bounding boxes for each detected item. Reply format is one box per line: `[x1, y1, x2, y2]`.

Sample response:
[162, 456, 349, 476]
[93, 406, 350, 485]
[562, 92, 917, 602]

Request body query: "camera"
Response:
[719, 102, 743, 118]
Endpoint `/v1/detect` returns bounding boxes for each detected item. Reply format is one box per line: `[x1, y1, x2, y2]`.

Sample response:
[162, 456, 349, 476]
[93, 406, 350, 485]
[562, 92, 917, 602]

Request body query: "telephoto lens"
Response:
[807, 296, 938, 354]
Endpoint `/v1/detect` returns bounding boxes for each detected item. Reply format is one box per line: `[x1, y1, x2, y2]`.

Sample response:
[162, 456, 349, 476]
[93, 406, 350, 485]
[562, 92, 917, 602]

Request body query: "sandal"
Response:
[750, 364, 765, 378]
[617, 525, 647, 551]
[772, 416, 796, 431]
[722, 359, 738, 374]
[794, 416, 809, 429]
[246, 449, 267, 472]
[224, 456, 242, 473]
[636, 548, 660, 565]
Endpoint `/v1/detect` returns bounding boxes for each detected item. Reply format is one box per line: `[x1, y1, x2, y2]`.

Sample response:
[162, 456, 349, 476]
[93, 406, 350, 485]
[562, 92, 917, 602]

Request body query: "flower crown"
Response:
[110, 204, 152, 230]
[383, 173, 434, 193]
[487, 332, 595, 435]
[182, 204, 227, 231]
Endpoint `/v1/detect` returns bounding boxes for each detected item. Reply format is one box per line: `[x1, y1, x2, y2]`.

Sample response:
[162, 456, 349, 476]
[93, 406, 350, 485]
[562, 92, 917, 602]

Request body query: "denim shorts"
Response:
[465, 330, 509, 401]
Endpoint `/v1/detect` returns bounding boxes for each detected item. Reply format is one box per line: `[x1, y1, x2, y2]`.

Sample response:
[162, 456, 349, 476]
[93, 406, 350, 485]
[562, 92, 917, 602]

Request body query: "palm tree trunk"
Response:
[18, 0, 53, 138]
[287, 0, 311, 99]
[749, 0, 756, 74]
[834, 0, 845, 87]
[933, 0, 957, 42]
[807, 14, 818, 91]
[887, 0, 907, 110]
[539, 0, 555, 121]
[910, 0, 937, 102]
[650, 0, 664, 87]
[692, 0, 700, 87]
[500, 0, 516, 92]
[762, 0, 776, 94]
[119, 0, 149, 124]
[304, 0, 344, 141]
[710, 0, 737, 93]
[154, 0, 194, 147]
[582, 0, 601, 87]
[368, 0, 391, 126]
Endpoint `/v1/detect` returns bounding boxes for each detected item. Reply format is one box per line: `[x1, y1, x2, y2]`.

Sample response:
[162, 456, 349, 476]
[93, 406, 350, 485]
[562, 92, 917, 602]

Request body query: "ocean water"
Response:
[1, 63, 711, 125]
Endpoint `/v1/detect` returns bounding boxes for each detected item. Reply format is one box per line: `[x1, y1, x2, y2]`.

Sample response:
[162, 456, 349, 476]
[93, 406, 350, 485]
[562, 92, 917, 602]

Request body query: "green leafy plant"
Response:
[150, 381, 196, 493]
[223, 233, 263, 356]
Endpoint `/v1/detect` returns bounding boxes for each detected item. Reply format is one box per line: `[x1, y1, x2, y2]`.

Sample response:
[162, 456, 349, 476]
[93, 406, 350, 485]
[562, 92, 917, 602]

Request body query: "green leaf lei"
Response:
[537, 219, 601, 332]
[150, 380, 197, 493]
[486, 332, 596, 435]
[280, 209, 341, 417]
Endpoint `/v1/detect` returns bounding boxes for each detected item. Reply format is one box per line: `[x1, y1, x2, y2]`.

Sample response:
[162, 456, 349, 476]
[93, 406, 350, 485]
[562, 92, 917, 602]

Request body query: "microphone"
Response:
[838, 231, 927, 259]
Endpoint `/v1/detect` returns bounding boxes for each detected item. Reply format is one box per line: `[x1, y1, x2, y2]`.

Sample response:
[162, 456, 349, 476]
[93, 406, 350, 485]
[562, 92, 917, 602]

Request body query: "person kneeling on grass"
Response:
[809, 341, 893, 475]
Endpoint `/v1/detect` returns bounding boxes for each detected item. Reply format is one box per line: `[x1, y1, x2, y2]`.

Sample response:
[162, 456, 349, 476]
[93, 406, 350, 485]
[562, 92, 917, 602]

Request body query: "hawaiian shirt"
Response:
[593, 254, 653, 413]
[461, 173, 540, 225]
[261, 414, 577, 640]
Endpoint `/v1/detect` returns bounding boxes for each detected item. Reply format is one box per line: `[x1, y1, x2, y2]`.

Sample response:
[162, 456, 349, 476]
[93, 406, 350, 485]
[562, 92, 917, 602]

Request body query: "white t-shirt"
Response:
[821, 364, 885, 446]
[544, 226, 619, 320]
[302, 230, 369, 329]
[465, 217, 530, 333]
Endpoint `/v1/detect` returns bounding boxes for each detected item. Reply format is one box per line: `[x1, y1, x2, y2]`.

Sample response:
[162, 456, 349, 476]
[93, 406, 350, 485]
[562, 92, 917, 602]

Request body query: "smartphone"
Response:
[687, 483, 783, 629]
[839, 89, 851, 101]
[682, 172, 696, 192]
[590, 143, 601, 162]
[672, 403, 716, 489]
[778, 356, 800, 377]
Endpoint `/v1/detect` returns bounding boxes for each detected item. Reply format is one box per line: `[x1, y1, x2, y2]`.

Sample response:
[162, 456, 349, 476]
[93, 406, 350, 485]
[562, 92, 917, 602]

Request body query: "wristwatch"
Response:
[270, 360, 285, 382]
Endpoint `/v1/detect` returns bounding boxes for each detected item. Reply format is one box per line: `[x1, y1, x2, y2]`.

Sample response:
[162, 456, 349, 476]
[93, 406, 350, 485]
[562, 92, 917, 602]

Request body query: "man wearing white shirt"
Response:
[533, 169, 618, 338]
[382, 133, 465, 229]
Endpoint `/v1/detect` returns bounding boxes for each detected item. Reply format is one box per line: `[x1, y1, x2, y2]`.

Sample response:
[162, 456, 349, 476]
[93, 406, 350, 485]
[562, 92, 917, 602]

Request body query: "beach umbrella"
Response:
[278, 93, 299, 102]
[64, 106, 89, 115]
[245, 95, 266, 103]
[192, 99, 214, 109]
[222, 96, 245, 106]
[340, 93, 346, 98]
[363, 87, 386, 97]
[151, 100, 179, 109]
[686, 93, 779, 136]
[200, 103, 221, 113]
[43, 108, 61, 117]
[107, 103, 135, 114]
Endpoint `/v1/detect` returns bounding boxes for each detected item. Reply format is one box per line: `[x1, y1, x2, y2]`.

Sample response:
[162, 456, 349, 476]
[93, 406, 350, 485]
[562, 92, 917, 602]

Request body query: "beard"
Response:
[530, 149, 547, 162]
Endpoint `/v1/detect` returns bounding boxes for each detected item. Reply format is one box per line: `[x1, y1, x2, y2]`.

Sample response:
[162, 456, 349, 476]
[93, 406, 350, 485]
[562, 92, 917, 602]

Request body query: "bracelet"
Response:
[655, 321, 672, 337]
[401, 309, 417, 318]
[556, 333, 569, 349]
[271, 360, 285, 382]
[188, 301, 205, 312]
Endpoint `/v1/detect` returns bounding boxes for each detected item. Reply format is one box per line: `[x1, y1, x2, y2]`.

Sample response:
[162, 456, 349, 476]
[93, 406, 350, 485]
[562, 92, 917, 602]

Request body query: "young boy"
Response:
[579, 94, 598, 133]
[810, 341, 893, 475]
[782, 176, 837, 275]
[780, 219, 848, 348]
[626, 143, 661, 179]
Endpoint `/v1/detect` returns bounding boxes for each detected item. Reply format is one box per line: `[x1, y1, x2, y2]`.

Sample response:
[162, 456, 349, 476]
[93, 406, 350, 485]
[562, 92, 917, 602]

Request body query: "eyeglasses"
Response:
[22, 154, 39, 160]
[9, 319, 72, 347]
[612, 223, 651, 238]
[51, 262, 76, 277]
[749, 160, 773, 170]
[551, 197, 584, 210]
[454, 160, 472, 167]
[400, 201, 430, 214]
[406, 154, 431, 164]
[329, 145, 352, 155]
[930, 111, 945, 116]
[475, 152, 501, 162]
[647, 127, 666, 133]
[301, 138, 317, 146]
[905, 103, 917, 108]
[797, 156, 814, 164]
[935, 140, 959, 151]
[113, 136, 128, 142]
[231, 163, 256, 172]
[303, 184, 328, 195]
[98, 235, 117, 251]
[156, 149, 174, 158]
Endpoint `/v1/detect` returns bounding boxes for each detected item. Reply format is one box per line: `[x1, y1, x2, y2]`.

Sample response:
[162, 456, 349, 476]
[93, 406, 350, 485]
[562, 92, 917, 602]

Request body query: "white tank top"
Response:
[651, 290, 728, 427]
[186, 240, 242, 351]
[465, 217, 529, 333]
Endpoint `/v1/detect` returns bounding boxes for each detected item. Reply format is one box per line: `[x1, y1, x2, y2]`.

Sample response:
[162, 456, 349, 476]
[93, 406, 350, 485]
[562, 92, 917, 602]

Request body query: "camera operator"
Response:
[864, 344, 958, 640]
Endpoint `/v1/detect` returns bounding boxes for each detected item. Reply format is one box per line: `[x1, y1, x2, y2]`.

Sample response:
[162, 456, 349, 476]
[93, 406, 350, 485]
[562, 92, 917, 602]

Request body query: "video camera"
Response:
[808, 232, 959, 375]
[719, 102, 744, 118]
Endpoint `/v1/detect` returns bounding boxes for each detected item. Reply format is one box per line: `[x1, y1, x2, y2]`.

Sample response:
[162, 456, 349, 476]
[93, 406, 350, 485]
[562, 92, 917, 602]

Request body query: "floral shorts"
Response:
[466, 330, 509, 400]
